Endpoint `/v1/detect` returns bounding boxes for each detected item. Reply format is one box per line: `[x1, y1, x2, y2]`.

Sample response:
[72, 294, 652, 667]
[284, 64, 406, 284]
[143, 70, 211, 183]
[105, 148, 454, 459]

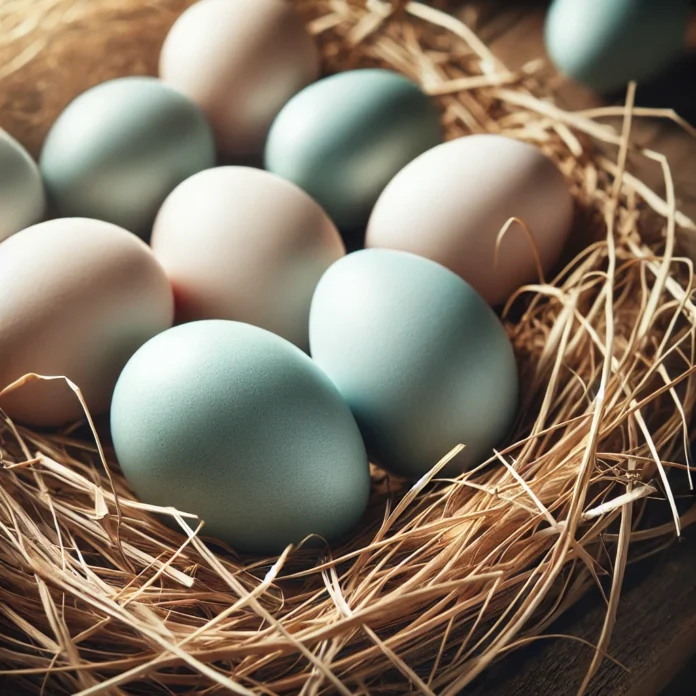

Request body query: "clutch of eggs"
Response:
[0, 0, 581, 554]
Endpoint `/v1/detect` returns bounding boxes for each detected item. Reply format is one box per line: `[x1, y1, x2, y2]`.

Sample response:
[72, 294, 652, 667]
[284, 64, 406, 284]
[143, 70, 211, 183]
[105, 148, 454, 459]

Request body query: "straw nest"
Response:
[1, 1, 696, 694]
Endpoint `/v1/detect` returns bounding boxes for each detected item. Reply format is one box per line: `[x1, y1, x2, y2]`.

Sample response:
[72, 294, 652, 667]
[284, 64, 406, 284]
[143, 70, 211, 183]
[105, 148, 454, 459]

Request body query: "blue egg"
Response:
[0, 130, 45, 243]
[309, 250, 519, 479]
[264, 69, 442, 230]
[111, 320, 371, 555]
[40, 77, 216, 238]
[545, 0, 690, 93]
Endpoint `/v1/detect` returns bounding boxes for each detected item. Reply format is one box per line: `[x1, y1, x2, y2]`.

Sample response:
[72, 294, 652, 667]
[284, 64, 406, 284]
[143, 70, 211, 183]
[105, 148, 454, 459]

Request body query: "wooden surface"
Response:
[468, 534, 696, 696]
[465, 3, 696, 695]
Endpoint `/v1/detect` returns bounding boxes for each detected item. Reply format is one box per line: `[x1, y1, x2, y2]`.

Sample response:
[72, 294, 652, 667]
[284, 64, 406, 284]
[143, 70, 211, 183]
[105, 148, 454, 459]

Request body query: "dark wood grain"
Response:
[466, 534, 696, 696]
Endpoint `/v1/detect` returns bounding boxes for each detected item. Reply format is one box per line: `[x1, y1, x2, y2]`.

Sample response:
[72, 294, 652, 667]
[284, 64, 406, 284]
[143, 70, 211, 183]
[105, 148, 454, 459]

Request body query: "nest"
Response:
[1, 1, 696, 694]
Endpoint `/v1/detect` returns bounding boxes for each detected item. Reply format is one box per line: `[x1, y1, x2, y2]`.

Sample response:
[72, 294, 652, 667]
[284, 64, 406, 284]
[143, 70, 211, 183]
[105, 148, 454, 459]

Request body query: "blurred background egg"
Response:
[545, 0, 691, 94]
[160, 0, 319, 158]
[0, 129, 45, 243]
[151, 167, 344, 350]
[111, 320, 371, 555]
[0, 218, 174, 427]
[40, 77, 215, 238]
[366, 134, 573, 306]
[309, 249, 519, 479]
[264, 69, 443, 231]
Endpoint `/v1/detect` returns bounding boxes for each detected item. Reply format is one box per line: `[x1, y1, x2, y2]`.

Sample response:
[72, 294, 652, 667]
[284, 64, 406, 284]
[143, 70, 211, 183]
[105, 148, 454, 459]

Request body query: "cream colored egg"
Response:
[151, 166, 344, 349]
[159, 0, 319, 157]
[366, 135, 574, 306]
[0, 218, 174, 426]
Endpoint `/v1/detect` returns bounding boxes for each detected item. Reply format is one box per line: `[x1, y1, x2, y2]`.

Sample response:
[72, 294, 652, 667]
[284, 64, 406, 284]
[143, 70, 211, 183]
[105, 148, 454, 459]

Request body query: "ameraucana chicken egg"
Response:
[0, 129, 45, 243]
[265, 69, 443, 230]
[309, 249, 519, 478]
[40, 77, 215, 238]
[111, 320, 371, 555]
[545, 0, 690, 94]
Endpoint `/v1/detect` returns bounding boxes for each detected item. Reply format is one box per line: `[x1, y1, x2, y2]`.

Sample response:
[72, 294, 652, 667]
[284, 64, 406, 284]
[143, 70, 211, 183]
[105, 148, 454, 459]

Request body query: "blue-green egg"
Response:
[309, 250, 519, 479]
[40, 77, 216, 238]
[545, 0, 690, 93]
[264, 69, 442, 230]
[111, 320, 371, 555]
[0, 129, 44, 243]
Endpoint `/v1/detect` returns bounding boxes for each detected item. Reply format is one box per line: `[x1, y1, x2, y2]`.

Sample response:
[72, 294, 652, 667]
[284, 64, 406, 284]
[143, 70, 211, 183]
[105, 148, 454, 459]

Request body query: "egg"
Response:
[545, 0, 690, 93]
[39, 77, 215, 238]
[366, 135, 573, 306]
[309, 249, 519, 479]
[0, 129, 45, 243]
[151, 167, 344, 350]
[264, 69, 443, 230]
[160, 0, 319, 158]
[0, 218, 174, 427]
[110, 320, 370, 555]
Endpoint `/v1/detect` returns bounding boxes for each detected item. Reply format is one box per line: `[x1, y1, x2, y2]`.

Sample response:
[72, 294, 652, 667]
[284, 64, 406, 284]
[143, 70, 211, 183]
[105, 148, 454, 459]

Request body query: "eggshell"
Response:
[545, 0, 690, 93]
[366, 135, 573, 306]
[309, 249, 519, 478]
[0, 129, 45, 243]
[0, 218, 174, 426]
[39, 77, 215, 238]
[110, 320, 371, 555]
[264, 69, 443, 230]
[159, 0, 319, 157]
[151, 167, 344, 349]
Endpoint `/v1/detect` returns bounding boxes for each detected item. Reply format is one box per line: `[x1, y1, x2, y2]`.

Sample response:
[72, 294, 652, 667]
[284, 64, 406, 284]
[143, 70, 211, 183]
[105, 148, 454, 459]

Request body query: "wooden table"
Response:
[464, 2, 696, 694]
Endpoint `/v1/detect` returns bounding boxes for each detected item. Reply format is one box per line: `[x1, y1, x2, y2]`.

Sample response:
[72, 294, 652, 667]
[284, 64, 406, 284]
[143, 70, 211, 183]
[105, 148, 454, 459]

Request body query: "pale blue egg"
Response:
[264, 69, 442, 230]
[545, 0, 690, 93]
[40, 77, 216, 238]
[309, 250, 519, 479]
[111, 320, 371, 555]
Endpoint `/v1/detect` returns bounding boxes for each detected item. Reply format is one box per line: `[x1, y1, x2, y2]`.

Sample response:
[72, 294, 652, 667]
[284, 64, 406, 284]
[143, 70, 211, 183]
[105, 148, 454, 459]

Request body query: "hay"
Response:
[1, 1, 696, 694]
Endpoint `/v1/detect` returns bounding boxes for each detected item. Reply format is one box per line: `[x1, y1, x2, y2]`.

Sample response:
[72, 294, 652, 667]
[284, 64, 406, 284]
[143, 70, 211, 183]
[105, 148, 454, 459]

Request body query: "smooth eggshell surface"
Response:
[160, 0, 319, 157]
[111, 320, 371, 555]
[366, 135, 574, 306]
[151, 167, 344, 349]
[0, 130, 45, 243]
[545, 0, 690, 93]
[264, 69, 443, 230]
[40, 77, 216, 238]
[309, 249, 519, 478]
[0, 218, 174, 426]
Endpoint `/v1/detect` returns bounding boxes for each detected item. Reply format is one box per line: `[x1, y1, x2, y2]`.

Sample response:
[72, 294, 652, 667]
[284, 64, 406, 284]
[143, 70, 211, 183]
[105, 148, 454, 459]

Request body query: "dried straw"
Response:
[1, 1, 696, 694]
